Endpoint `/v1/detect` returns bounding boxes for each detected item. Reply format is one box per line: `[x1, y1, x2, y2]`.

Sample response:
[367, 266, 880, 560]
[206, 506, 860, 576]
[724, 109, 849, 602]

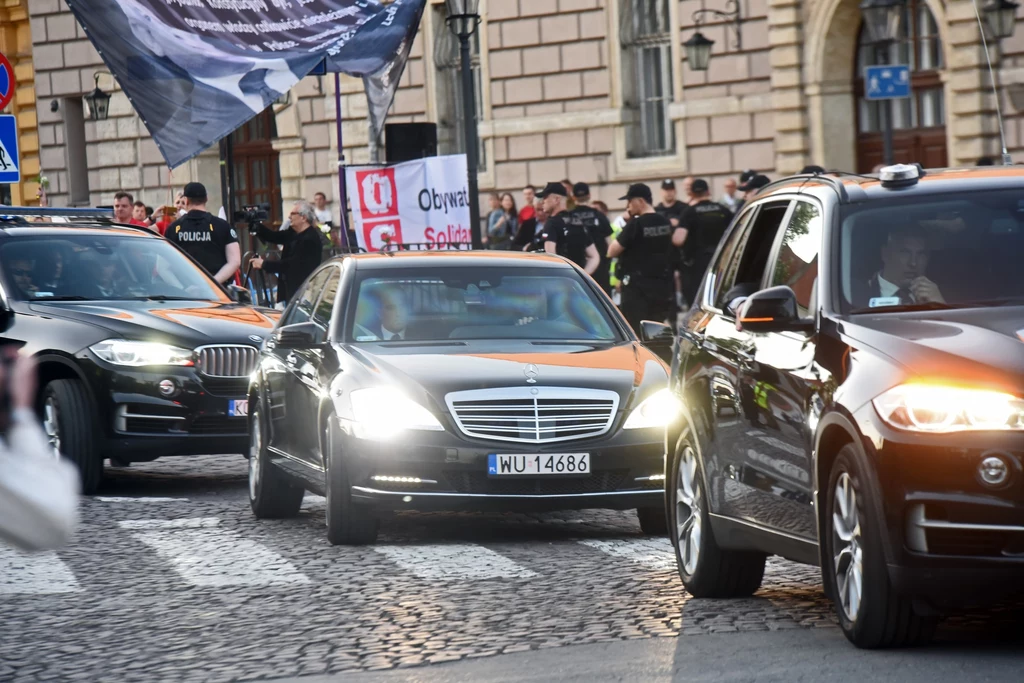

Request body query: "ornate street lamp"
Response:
[984, 0, 1019, 40]
[684, 0, 742, 72]
[84, 71, 112, 122]
[445, 0, 483, 249]
[859, 0, 905, 45]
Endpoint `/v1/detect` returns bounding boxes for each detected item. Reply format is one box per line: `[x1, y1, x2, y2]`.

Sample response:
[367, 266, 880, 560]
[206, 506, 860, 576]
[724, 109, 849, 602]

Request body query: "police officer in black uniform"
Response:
[539, 182, 599, 275]
[165, 182, 241, 284]
[568, 182, 614, 293]
[672, 178, 733, 308]
[607, 183, 676, 332]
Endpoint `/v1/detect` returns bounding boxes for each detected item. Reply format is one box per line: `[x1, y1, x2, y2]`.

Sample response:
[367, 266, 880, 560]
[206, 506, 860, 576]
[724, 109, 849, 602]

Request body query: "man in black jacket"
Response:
[250, 200, 324, 304]
[165, 182, 241, 284]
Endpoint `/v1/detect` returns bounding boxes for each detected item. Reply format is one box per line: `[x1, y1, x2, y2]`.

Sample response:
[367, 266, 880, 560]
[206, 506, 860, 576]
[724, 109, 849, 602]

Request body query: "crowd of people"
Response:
[487, 170, 777, 330]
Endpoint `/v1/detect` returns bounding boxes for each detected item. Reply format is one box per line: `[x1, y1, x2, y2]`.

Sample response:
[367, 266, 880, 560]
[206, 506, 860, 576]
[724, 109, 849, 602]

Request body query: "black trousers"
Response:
[620, 283, 674, 334]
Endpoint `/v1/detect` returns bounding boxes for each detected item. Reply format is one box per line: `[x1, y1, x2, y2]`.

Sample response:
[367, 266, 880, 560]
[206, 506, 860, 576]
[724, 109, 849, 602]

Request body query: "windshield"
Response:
[839, 189, 1024, 312]
[347, 266, 620, 342]
[0, 234, 229, 302]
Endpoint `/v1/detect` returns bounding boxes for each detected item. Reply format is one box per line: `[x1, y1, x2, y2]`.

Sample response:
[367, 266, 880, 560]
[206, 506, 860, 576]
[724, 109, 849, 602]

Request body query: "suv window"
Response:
[768, 201, 823, 317]
[283, 269, 330, 326]
[713, 201, 792, 313]
[707, 207, 756, 307]
[313, 268, 341, 329]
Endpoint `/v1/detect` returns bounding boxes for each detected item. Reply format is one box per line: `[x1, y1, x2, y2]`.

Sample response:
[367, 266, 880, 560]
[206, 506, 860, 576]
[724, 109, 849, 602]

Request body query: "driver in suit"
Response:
[855, 227, 945, 306]
[354, 284, 411, 341]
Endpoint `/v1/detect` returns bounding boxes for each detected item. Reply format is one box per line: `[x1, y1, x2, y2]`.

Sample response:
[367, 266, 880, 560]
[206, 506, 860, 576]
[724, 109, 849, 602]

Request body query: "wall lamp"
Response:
[684, 0, 743, 72]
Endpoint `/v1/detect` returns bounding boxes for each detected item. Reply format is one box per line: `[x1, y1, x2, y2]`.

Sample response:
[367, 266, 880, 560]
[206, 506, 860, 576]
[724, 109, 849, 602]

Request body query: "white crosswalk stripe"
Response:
[372, 543, 538, 580]
[0, 546, 83, 595]
[577, 538, 676, 571]
[117, 518, 311, 587]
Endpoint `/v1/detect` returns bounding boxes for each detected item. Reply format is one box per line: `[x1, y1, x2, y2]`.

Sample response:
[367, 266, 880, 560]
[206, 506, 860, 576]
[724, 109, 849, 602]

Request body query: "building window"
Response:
[620, 0, 675, 158]
[230, 108, 282, 226]
[432, 4, 486, 170]
[63, 98, 90, 206]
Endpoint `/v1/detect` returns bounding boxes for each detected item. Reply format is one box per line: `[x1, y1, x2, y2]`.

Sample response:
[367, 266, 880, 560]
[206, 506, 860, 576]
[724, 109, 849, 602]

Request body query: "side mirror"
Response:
[275, 322, 325, 349]
[736, 286, 814, 334]
[640, 320, 674, 344]
[227, 284, 253, 305]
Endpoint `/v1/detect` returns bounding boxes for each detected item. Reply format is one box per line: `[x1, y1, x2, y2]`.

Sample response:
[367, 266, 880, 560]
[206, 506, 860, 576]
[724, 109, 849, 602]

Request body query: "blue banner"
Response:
[65, 0, 425, 169]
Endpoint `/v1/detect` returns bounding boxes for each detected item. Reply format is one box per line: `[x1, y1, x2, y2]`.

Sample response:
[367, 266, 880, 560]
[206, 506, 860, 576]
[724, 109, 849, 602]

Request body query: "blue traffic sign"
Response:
[865, 64, 911, 100]
[0, 115, 21, 184]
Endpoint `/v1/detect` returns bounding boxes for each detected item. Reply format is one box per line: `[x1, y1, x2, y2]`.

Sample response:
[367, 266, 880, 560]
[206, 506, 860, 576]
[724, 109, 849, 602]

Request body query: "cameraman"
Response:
[250, 201, 324, 304]
[0, 350, 80, 551]
[165, 183, 241, 284]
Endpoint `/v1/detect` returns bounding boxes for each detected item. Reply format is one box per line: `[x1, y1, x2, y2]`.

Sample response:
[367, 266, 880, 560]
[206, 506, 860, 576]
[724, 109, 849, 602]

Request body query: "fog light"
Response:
[978, 455, 1009, 487]
[158, 379, 177, 397]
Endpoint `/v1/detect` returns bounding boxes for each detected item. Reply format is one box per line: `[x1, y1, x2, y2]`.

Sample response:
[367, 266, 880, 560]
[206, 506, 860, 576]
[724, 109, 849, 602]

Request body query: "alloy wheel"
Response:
[43, 397, 61, 458]
[674, 446, 702, 575]
[249, 410, 262, 500]
[832, 472, 864, 622]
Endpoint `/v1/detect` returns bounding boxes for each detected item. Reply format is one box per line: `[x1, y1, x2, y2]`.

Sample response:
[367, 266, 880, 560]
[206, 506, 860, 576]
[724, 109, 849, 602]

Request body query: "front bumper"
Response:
[857, 406, 1024, 609]
[339, 422, 666, 513]
[81, 355, 250, 460]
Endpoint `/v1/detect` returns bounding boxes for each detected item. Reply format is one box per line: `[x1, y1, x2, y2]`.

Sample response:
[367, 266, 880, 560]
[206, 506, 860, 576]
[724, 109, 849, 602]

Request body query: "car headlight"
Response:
[873, 383, 1024, 433]
[90, 340, 194, 367]
[624, 388, 681, 429]
[347, 387, 444, 440]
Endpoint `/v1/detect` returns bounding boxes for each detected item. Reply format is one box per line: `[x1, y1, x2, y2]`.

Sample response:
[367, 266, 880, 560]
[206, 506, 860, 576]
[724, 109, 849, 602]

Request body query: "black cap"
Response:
[619, 183, 653, 204]
[801, 165, 826, 174]
[537, 181, 568, 198]
[572, 182, 590, 198]
[691, 178, 710, 194]
[739, 169, 757, 183]
[661, 179, 675, 190]
[182, 182, 207, 201]
[739, 175, 771, 192]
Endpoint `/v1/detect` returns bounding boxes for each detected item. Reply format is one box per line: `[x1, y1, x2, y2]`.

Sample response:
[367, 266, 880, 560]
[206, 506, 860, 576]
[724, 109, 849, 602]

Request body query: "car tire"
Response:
[248, 404, 304, 519]
[43, 379, 103, 495]
[669, 439, 766, 598]
[324, 419, 378, 545]
[825, 444, 937, 648]
[637, 506, 668, 535]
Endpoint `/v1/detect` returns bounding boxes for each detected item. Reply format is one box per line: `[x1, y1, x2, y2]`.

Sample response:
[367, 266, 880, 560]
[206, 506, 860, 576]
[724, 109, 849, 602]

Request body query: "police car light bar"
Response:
[0, 207, 113, 218]
[878, 164, 923, 188]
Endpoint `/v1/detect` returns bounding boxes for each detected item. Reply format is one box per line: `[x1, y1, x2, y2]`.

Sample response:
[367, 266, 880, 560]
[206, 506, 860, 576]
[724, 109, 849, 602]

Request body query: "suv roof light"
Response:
[878, 163, 923, 187]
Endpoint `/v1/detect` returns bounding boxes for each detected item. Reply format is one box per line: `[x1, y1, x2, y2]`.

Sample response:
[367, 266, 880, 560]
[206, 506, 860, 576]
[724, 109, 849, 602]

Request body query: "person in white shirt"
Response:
[720, 178, 740, 212]
[354, 285, 411, 340]
[0, 351, 80, 551]
[856, 227, 945, 307]
[313, 192, 333, 227]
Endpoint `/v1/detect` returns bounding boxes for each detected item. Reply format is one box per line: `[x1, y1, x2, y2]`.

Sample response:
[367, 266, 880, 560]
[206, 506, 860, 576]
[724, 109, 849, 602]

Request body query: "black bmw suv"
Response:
[666, 165, 1023, 648]
[0, 215, 278, 493]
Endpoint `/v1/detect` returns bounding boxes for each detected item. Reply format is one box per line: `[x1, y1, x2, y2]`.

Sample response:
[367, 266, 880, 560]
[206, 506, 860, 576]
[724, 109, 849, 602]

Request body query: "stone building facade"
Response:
[11, 0, 1024, 224]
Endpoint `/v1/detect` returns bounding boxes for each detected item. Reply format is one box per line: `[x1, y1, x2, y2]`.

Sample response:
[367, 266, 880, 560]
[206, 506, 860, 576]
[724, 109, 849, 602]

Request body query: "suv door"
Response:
[285, 266, 342, 468]
[733, 200, 824, 540]
[267, 269, 331, 455]
[688, 200, 794, 525]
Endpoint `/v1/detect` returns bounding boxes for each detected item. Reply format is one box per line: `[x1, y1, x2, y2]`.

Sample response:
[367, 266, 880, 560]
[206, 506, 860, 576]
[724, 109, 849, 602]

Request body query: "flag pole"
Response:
[335, 71, 351, 250]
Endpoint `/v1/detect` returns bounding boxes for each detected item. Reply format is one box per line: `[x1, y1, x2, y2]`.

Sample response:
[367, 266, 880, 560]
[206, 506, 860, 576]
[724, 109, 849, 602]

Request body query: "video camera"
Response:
[234, 203, 270, 234]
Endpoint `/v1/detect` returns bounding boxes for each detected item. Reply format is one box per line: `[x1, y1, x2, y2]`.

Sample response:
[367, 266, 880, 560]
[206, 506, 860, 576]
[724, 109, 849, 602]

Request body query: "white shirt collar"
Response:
[876, 274, 900, 298]
[381, 326, 404, 340]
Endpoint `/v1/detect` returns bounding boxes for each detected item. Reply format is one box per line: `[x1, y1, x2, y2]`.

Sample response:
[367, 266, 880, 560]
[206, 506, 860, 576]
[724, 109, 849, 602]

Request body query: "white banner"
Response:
[346, 154, 472, 252]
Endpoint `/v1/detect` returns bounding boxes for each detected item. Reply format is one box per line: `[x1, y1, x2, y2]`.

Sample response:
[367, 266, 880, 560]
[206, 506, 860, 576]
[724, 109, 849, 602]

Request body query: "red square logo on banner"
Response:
[355, 168, 398, 218]
[363, 218, 404, 251]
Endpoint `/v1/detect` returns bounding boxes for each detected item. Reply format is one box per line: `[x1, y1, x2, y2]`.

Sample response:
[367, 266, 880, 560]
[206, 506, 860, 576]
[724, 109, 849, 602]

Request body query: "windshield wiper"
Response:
[530, 340, 616, 346]
[957, 296, 1024, 307]
[128, 295, 206, 302]
[31, 295, 93, 302]
[850, 301, 959, 314]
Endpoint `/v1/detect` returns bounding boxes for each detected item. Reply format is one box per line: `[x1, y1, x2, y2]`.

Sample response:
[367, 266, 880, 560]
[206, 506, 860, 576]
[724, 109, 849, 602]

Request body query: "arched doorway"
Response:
[854, 0, 947, 171]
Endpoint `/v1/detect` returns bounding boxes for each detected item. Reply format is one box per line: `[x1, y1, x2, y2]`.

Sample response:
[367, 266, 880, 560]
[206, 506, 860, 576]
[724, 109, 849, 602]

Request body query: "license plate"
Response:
[228, 400, 249, 417]
[487, 453, 590, 476]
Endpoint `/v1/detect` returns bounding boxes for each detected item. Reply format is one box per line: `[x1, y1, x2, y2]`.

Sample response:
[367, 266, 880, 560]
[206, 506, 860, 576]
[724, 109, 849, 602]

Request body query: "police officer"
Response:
[539, 182, 599, 275]
[655, 179, 688, 228]
[607, 183, 675, 332]
[672, 178, 733, 307]
[165, 182, 241, 284]
[568, 183, 614, 293]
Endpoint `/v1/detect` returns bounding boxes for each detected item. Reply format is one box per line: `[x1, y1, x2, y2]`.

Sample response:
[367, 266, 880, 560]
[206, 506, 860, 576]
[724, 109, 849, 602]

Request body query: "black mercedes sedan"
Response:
[246, 251, 675, 544]
[667, 164, 1023, 649]
[0, 222, 278, 493]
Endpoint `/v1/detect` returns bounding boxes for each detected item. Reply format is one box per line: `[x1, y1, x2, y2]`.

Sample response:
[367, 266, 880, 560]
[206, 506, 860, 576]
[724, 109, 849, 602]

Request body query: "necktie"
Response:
[389, 333, 400, 341]
[895, 287, 913, 304]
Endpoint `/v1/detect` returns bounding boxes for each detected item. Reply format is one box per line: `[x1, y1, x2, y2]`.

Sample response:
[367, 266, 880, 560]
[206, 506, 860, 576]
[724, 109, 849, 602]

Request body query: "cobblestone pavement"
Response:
[1, 455, 1020, 683]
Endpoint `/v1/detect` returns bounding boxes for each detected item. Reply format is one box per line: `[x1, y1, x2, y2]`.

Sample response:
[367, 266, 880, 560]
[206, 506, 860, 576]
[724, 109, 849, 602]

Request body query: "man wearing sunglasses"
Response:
[250, 200, 325, 304]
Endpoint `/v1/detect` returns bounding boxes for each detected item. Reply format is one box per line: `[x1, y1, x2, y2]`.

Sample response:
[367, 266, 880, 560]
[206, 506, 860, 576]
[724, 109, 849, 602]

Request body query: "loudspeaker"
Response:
[385, 123, 438, 163]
